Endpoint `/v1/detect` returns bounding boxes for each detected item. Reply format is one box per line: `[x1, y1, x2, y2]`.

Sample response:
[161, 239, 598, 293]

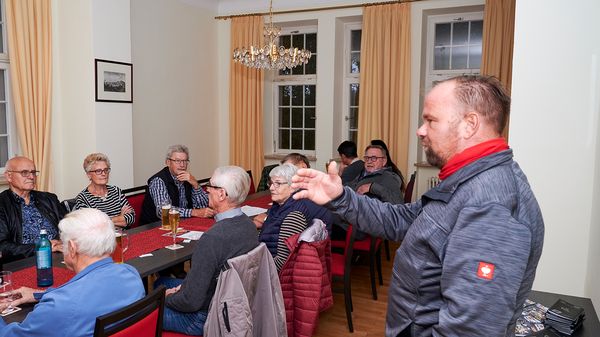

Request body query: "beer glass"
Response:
[166, 209, 183, 250]
[112, 229, 129, 263]
[161, 203, 172, 230]
[0, 271, 15, 314]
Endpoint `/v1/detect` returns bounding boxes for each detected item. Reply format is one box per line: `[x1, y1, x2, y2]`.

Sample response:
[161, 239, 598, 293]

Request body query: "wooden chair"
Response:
[404, 171, 416, 203]
[93, 286, 166, 337]
[246, 169, 255, 194]
[123, 185, 147, 228]
[331, 224, 356, 332]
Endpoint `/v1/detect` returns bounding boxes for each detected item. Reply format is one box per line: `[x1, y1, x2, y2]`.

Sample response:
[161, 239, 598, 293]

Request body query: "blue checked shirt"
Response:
[148, 174, 208, 218]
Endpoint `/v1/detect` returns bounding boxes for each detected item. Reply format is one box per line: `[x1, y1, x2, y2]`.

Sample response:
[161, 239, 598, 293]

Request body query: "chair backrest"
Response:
[94, 286, 165, 337]
[404, 171, 416, 203]
[257, 164, 278, 192]
[342, 225, 356, 274]
[123, 186, 147, 229]
[62, 198, 77, 212]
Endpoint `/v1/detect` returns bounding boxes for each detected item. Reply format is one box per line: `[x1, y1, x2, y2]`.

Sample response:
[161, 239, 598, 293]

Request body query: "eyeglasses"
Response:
[363, 156, 385, 162]
[267, 180, 289, 189]
[168, 158, 190, 165]
[7, 170, 40, 177]
[205, 183, 228, 195]
[88, 168, 111, 175]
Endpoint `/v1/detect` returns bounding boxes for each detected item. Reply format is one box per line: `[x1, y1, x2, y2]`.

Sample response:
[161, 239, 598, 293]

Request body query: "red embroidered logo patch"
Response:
[477, 262, 495, 280]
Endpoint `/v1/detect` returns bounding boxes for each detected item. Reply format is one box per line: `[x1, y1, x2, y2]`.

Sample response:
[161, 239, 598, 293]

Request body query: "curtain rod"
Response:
[214, 0, 423, 20]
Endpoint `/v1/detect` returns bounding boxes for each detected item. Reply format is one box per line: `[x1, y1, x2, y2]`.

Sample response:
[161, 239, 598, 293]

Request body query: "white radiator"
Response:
[428, 176, 440, 189]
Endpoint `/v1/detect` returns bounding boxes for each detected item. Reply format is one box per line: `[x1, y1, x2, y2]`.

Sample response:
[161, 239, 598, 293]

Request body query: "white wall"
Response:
[511, 0, 600, 305]
[130, 0, 219, 186]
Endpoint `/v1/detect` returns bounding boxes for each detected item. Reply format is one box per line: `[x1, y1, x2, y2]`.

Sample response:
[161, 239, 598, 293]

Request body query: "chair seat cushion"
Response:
[331, 253, 345, 277]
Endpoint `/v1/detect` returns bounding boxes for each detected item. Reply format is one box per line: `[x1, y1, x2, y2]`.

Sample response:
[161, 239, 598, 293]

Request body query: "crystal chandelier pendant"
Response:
[232, 0, 312, 70]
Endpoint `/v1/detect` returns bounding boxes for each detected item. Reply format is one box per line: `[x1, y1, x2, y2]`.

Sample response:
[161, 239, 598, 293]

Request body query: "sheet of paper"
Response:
[241, 205, 268, 217]
[178, 230, 204, 240]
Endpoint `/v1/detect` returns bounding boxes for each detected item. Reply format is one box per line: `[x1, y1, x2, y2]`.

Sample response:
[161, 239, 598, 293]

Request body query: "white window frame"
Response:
[272, 25, 317, 155]
[424, 12, 484, 92]
[0, 0, 17, 172]
[342, 22, 362, 144]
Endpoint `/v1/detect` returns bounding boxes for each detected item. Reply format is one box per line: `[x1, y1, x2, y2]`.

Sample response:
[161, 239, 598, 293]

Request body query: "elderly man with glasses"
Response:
[0, 156, 67, 262]
[140, 144, 215, 225]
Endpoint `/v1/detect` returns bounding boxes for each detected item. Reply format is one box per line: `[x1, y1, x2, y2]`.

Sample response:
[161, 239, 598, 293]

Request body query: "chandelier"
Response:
[232, 0, 312, 70]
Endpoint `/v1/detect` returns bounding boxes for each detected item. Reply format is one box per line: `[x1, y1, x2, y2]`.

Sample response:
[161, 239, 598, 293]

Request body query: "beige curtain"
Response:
[358, 3, 411, 176]
[481, 0, 515, 138]
[229, 16, 265, 183]
[5, 0, 53, 191]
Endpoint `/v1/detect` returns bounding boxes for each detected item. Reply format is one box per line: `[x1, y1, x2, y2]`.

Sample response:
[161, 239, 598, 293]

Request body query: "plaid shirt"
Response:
[148, 174, 208, 218]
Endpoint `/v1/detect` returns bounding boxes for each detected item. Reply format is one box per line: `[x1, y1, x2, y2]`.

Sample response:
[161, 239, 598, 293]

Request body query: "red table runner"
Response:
[124, 227, 184, 260]
[12, 266, 76, 289]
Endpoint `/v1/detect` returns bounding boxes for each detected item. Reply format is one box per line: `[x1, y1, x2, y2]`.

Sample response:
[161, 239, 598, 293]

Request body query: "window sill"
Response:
[264, 153, 317, 162]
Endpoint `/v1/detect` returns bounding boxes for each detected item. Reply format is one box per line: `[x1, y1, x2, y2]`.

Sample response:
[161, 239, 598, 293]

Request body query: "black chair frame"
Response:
[93, 286, 166, 337]
[332, 226, 356, 332]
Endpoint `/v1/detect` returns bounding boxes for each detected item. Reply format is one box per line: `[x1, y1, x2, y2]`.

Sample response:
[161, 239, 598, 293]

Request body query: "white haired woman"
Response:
[257, 164, 332, 271]
[74, 153, 134, 228]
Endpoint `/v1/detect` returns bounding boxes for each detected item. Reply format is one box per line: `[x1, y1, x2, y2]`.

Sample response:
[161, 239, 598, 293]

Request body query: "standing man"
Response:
[292, 76, 544, 337]
[141, 144, 215, 225]
[0, 208, 145, 336]
[0, 157, 66, 262]
[337, 140, 364, 184]
[156, 166, 259, 336]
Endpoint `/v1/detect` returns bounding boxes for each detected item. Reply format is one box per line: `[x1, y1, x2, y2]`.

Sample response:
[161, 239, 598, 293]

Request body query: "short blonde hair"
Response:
[83, 153, 111, 173]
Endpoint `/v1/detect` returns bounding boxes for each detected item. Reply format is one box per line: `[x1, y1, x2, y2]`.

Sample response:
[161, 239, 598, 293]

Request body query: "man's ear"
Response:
[462, 111, 480, 139]
[68, 240, 77, 256]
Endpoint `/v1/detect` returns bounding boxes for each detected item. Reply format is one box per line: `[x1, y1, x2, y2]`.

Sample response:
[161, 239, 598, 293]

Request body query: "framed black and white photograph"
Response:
[95, 59, 133, 103]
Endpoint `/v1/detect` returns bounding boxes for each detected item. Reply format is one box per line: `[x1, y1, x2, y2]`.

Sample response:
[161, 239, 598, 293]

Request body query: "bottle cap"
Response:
[40, 229, 47, 235]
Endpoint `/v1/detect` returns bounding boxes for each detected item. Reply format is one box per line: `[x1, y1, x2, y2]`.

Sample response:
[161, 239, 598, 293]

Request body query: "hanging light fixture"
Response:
[232, 0, 312, 70]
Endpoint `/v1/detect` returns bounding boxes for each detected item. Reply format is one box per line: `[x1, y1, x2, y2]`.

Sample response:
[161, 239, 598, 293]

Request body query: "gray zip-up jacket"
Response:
[330, 149, 544, 337]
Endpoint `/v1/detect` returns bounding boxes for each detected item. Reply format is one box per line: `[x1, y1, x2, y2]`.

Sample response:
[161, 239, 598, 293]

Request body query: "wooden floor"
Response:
[313, 243, 398, 337]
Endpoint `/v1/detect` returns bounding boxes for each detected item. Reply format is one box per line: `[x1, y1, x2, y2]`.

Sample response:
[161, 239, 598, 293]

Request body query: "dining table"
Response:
[2, 190, 272, 324]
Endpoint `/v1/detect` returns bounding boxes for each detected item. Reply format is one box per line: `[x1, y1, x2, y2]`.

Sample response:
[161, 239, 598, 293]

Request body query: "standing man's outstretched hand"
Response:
[291, 161, 344, 205]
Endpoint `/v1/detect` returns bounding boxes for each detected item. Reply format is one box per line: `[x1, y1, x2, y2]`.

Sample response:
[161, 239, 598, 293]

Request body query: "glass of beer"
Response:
[166, 209, 183, 250]
[112, 229, 129, 263]
[161, 203, 172, 230]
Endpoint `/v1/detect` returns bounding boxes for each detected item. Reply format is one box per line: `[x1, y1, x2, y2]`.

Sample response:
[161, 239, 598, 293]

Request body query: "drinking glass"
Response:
[166, 209, 183, 250]
[112, 229, 129, 263]
[161, 202, 172, 230]
[0, 271, 16, 314]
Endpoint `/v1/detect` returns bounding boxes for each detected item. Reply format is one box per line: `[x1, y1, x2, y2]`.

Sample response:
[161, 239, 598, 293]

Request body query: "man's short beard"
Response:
[425, 147, 446, 169]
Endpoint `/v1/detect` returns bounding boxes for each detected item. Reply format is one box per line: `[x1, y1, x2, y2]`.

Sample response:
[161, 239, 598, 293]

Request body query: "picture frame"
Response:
[95, 59, 133, 103]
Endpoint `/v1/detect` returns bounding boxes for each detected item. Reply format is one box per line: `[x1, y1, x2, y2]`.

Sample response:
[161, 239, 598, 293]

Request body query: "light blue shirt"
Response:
[214, 207, 244, 222]
[0, 258, 145, 337]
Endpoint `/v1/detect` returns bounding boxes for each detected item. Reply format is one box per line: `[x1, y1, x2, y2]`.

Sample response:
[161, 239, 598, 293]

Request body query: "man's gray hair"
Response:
[211, 166, 250, 205]
[165, 144, 190, 160]
[59, 208, 116, 257]
[269, 163, 298, 184]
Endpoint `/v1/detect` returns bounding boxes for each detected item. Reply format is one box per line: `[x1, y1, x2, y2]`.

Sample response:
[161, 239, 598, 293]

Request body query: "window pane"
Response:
[279, 35, 291, 48]
[469, 44, 482, 69]
[305, 55, 316, 74]
[0, 24, 3, 54]
[291, 108, 303, 128]
[292, 34, 304, 49]
[306, 33, 317, 53]
[350, 52, 360, 73]
[279, 86, 290, 106]
[452, 22, 469, 45]
[305, 85, 316, 106]
[434, 47, 450, 70]
[305, 108, 315, 128]
[470, 20, 483, 45]
[279, 108, 290, 128]
[279, 129, 290, 149]
[291, 130, 303, 149]
[349, 107, 359, 129]
[349, 130, 357, 144]
[435, 23, 451, 46]
[0, 136, 9, 167]
[349, 84, 359, 107]
[452, 46, 468, 69]
[0, 69, 5, 101]
[351, 30, 362, 51]
[291, 86, 303, 106]
[0, 103, 6, 134]
[304, 130, 315, 150]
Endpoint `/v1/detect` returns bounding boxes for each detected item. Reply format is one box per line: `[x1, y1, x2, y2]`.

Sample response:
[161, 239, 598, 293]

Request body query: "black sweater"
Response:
[165, 214, 259, 312]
